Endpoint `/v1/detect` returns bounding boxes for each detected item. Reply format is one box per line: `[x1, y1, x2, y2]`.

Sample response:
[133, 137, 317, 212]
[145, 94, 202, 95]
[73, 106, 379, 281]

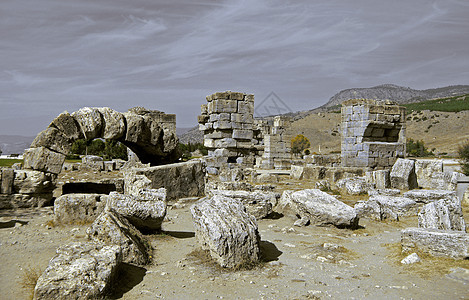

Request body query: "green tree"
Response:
[406, 139, 434, 157]
[104, 139, 128, 160]
[291, 134, 310, 156]
[458, 140, 469, 175]
[69, 138, 128, 160]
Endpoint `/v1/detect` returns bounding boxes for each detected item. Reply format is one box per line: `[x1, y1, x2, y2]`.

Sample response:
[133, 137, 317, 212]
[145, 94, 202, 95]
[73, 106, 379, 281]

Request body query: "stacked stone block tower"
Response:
[341, 99, 406, 168]
[198, 91, 258, 170]
[259, 116, 292, 169]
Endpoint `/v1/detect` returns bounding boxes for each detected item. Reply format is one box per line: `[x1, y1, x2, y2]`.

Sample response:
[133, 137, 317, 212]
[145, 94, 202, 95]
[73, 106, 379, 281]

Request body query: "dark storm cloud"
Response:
[1, 0, 468, 135]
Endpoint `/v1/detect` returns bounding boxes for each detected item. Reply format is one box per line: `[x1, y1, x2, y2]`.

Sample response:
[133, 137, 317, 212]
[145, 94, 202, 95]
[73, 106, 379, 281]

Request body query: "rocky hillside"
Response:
[323, 84, 469, 108]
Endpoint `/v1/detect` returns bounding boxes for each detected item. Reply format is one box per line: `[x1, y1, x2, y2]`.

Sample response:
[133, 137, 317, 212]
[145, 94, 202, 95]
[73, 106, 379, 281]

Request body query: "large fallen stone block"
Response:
[355, 195, 418, 221]
[365, 170, 390, 189]
[13, 170, 56, 195]
[0, 193, 52, 209]
[54, 194, 106, 224]
[34, 242, 121, 299]
[209, 189, 276, 219]
[415, 159, 444, 189]
[30, 127, 71, 155]
[87, 210, 151, 265]
[23, 147, 66, 175]
[418, 196, 466, 232]
[125, 160, 204, 201]
[71, 107, 104, 140]
[190, 195, 260, 268]
[288, 189, 359, 228]
[335, 176, 371, 195]
[290, 165, 304, 180]
[390, 158, 418, 190]
[105, 189, 166, 232]
[401, 227, 469, 259]
[404, 189, 457, 204]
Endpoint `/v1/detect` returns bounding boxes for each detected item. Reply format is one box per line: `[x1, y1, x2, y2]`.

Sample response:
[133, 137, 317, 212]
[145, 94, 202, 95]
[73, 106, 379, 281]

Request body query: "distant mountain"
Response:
[323, 84, 469, 108]
[0, 135, 34, 155]
[178, 126, 203, 144]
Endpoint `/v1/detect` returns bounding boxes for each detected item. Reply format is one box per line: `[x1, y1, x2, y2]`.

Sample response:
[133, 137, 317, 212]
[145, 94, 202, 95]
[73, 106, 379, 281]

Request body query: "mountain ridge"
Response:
[323, 84, 469, 108]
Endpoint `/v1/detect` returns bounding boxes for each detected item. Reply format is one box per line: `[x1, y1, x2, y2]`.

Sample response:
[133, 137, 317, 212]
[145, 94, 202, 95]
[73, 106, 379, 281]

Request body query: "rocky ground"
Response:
[1, 174, 469, 299]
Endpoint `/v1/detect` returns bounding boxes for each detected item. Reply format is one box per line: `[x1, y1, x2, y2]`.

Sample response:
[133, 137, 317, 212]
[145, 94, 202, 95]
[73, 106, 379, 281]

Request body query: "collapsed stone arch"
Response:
[23, 106, 180, 176]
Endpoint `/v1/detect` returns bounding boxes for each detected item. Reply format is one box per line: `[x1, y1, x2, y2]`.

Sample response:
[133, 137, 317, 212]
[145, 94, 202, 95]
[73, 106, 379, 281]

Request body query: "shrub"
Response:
[458, 140, 469, 175]
[291, 135, 310, 156]
[406, 139, 434, 157]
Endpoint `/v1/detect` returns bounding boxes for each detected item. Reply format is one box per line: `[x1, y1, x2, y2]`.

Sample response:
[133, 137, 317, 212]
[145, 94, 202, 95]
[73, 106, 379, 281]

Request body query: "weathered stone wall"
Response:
[259, 116, 292, 170]
[341, 99, 406, 168]
[198, 91, 257, 170]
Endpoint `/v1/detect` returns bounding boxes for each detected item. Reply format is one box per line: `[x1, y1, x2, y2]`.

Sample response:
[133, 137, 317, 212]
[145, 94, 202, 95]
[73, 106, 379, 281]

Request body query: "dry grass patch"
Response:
[19, 266, 42, 300]
[384, 242, 469, 279]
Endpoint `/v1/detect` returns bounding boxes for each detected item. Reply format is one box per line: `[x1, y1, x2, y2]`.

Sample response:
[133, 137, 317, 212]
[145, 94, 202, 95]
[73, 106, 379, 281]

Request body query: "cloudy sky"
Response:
[1, 0, 468, 136]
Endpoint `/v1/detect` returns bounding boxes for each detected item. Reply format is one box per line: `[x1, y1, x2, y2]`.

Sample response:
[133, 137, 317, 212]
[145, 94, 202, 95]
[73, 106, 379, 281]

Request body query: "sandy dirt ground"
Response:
[1, 183, 469, 300]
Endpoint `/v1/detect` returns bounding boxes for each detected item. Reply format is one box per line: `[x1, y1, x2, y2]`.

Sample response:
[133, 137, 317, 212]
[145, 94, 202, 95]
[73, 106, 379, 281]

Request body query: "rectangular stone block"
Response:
[1, 169, 14, 194]
[230, 92, 245, 100]
[401, 227, 469, 259]
[231, 113, 253, 124]
[244, 94, 254, 102]
[213, 121, 232, 130]
[214, 138, 237, 148]
[211, 99, 238, 113]
[237, 101, 254, 114]
[237, 141, 253, 149]
[205, 131, 232, 139]
[232, 129, 253, 140]
[23, 147, 65, 175]
[204, 139, 215, 148]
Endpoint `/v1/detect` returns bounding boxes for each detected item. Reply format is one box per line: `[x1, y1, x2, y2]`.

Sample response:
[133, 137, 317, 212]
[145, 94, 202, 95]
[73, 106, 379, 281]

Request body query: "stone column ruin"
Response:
[258, 116, 292, 169]
[341, 99, 406, 168]
[198, 91, 259, 171]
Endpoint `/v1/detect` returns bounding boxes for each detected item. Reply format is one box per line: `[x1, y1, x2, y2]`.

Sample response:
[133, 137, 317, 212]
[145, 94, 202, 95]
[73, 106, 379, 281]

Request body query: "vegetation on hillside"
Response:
[179, 142, 208, 160]
[69, 139, 128, 160]
[291, 134, 310, 156]
[406, 139, 434, 157]
[458, 140, 469, 176]
[403, 94, 469, 112]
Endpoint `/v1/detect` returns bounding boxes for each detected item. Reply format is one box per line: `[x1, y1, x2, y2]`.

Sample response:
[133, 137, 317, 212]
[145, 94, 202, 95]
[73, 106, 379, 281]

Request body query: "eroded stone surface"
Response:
[191, 195, 260, 268]
[401, 227, 469, 259]
[54, 193, 105, 224]
[105, 189, 166, 232]
[34, 242, 121, 300]
[87, 210, 151, 265]
[288, 189, 359, 228]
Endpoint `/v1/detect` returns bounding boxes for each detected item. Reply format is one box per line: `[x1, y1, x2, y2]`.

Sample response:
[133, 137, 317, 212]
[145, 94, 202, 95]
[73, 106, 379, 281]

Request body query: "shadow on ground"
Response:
[108, 263, 147, 299]
[260, 240, 283, 262]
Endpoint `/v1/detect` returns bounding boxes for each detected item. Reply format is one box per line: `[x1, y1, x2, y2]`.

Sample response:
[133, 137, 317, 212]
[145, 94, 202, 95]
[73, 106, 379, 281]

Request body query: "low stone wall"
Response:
[0, 168, 56, 209]
[124, 160, 205, 201]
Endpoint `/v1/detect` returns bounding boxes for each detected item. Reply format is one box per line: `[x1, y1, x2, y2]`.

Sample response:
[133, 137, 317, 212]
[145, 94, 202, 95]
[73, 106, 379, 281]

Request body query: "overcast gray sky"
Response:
[1, 0, 468, 136]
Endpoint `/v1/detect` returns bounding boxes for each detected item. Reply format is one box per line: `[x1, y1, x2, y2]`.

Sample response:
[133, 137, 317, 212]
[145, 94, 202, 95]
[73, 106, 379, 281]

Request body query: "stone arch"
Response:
[23, 107, 180, 176]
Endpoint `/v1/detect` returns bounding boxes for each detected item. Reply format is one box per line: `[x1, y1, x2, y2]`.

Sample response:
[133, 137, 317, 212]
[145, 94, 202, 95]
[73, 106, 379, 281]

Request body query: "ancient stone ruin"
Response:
[198, 91, 259, 172]
[0, 107, 179, 208]
[341, 99, 406, 168]
[258, 116, 293, 170]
